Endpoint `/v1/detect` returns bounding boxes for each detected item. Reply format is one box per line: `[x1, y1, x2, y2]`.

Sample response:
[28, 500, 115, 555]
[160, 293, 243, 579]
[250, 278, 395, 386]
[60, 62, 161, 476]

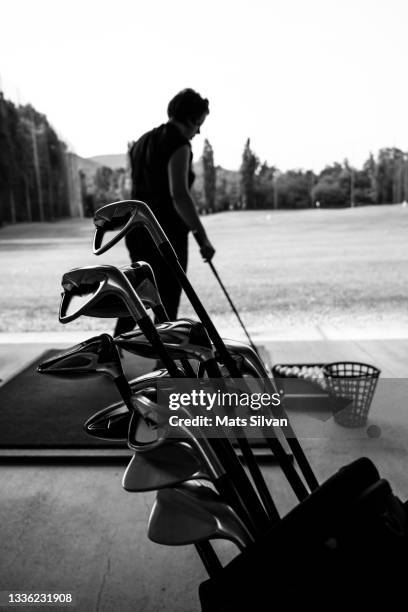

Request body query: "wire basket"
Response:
[322, 362, 381, 428]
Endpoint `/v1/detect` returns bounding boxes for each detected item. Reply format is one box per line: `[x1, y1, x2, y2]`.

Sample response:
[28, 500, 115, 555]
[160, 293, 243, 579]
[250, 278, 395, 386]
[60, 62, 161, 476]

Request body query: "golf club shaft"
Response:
[204, 359, 280, 523]
[209, 439, 271, 535]
[195, 542, 223, 578]
[205, 360, 312, 501]
[207, 260, 260, 357]
[136, 315, 183, 378]
[134, 281, 197, 378]
[244, 355, 319, 492]
[117, 288, 268, 527]
[94, 207, 311, 516]
[113, 374, 135, 411]
[153, 245, 281, 525]
[123, 278, 274, 525]
[157, 246, 293, 516]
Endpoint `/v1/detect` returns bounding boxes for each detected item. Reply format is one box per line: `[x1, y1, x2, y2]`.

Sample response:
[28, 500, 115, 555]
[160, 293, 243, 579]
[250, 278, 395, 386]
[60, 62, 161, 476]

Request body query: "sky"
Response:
[1, 0, 408, 172]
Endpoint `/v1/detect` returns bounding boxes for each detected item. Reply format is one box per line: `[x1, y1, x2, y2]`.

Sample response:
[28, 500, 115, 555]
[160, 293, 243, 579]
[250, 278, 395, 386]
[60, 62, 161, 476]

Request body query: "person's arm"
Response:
[168, 145, 215, 261]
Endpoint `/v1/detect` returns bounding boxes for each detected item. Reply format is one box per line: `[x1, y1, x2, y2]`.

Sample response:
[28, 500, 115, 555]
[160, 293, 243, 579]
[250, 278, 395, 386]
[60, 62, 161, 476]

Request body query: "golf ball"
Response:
[367, 425, 381, 438]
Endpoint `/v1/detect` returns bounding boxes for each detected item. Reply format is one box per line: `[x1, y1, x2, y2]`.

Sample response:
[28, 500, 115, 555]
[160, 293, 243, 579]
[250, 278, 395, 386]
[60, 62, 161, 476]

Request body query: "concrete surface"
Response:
[0, 332, 407, 611]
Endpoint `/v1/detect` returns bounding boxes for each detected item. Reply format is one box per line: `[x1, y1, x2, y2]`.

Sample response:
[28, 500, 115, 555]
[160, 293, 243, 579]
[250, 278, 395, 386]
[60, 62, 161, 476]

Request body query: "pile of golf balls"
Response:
[274, 364, 327, 390]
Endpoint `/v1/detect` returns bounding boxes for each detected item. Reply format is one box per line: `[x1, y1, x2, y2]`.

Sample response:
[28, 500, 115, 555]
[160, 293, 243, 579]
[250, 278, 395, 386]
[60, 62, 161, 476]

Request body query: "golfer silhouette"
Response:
[114, 88, 215, 336]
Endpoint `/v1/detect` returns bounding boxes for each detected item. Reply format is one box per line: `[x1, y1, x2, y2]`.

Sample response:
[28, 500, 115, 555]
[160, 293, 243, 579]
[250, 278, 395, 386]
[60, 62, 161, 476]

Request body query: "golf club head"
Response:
[148, 481, 253, 550]
[122, 442, 209, 492]
[82, 262, 165, 318]
[59, 264, 148, 324]
[222, 339, 267, 377]
[83, 368, 170, 441]
[93, 200, 170, 256]
[84, 401, 133, 440]
[115, 319, 214, 362]
[128, 388, 225, 480]
[37, 334, 124, 380]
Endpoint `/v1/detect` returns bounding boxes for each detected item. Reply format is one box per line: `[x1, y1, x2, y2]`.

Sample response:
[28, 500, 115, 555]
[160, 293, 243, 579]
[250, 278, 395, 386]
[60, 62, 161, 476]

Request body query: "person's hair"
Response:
[167, 88, 209, 124]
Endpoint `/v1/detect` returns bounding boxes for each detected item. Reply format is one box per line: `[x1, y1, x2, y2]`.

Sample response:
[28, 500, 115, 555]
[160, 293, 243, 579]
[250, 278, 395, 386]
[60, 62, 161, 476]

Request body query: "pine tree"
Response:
[240, 138, 259, 209]
[202, 139, 216, 212]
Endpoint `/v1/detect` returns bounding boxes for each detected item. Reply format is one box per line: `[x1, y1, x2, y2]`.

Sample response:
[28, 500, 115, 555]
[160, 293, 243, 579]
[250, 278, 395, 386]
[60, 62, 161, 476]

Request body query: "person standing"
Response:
[114, 88, 215, 335]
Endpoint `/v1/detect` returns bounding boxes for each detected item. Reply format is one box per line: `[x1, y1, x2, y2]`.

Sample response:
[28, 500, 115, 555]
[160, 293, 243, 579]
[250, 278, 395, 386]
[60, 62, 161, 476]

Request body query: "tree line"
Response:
[197, 138, 408, 212]
[1, 91, 408, 225]
[0, 93, 74, 225]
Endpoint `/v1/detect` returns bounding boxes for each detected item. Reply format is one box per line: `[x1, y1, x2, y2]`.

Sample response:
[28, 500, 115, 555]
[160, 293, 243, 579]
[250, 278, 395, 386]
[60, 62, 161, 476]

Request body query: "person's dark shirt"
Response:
[129, 122, 195, 239]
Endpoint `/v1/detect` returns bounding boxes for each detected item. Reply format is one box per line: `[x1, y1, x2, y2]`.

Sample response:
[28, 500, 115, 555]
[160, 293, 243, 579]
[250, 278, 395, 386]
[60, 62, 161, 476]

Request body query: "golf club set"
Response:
[38, 200, 408, 609]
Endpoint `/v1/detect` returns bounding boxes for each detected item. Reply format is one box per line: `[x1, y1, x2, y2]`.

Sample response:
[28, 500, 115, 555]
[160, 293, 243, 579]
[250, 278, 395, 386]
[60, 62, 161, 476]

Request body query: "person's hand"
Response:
[193, 231, 215, 262]
[200, 237, 216, 262]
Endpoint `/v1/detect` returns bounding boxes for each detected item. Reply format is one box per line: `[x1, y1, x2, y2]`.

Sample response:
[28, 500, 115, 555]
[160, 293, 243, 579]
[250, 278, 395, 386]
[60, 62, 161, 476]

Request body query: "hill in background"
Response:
[80, 153, 240, 210]
[88, 154, 128, 169]
[86, 154, 239, 187]
[74, 154, 102, 176]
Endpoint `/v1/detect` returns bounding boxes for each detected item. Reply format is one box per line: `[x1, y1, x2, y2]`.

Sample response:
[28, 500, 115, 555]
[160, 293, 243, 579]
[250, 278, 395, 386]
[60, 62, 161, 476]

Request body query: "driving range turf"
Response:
[0, 204, 407, 333]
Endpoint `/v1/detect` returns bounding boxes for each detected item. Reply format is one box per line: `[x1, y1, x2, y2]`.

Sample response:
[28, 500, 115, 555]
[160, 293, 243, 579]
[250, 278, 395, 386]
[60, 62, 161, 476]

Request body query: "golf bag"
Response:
[199, 457, 408, 611]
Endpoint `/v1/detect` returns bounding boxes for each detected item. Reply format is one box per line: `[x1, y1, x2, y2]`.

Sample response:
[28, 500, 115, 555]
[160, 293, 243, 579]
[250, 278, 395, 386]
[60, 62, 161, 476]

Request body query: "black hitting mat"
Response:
[0, 346, 295, 458]
[0, 349, 153, 448]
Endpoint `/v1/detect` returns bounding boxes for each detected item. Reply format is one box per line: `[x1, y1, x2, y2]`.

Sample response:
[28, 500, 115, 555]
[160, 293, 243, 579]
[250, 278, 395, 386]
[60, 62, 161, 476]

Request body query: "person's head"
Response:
[167, 88, 209, 139]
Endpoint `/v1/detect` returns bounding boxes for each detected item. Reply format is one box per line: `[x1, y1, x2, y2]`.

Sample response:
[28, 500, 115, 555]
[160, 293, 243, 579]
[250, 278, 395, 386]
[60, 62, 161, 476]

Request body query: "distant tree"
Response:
[201, 139, 216, 212]
[312, 163, 348, 207]
[375, 148, 405, 204]
[256, 162, 276, 209]
[403, 155, 408, 202]
[306, 170, 316, 207]
[94, 166, 114, 206]
[275, 171, 312, 209]
[0, 97, 72, 224]
[240, 138, 259, 209]
[93, 166, 127, 207]
[215, 167, 240, 211]
[363, 153, 378, 204]
[392, 150, 405, 203]
[0, 96, 18, 224]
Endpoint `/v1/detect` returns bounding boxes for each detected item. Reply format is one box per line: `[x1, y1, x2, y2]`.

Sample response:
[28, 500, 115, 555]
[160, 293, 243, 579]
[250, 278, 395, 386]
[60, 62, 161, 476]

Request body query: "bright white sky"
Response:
[1, 0, 407, 171]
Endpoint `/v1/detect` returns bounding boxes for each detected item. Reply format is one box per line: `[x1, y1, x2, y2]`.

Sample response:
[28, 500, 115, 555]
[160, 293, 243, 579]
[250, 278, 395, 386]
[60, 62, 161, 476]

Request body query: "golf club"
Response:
[82, 261, 169, 322]
[117, 318, 310, 501]
[195, 237, 259, 357]
[91, 201, 304, 514]
[92, 202, 256, 382]
[221, 338, 319, 493]
[122, 442, 210, 492]
[114, 318, 277, 521]
[115, 318, 216, 370]
[148, 480, 254, 551]
[84, 400, 156, 442]
[84, 401, 135, 441]
[128, 387, 267, 536]
[37, 333, 134, 410]
[59, 264, 184, 378]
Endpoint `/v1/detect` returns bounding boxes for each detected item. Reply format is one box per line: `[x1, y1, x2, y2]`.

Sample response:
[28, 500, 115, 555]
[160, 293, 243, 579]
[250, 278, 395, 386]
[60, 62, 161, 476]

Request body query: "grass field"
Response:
[0, 204, 407, 333]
